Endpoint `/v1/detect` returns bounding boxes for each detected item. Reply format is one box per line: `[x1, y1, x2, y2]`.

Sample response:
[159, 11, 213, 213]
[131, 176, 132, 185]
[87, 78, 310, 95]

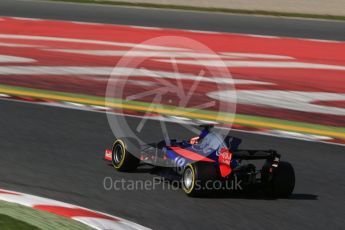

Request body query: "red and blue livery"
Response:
[104, 125, 295, 197]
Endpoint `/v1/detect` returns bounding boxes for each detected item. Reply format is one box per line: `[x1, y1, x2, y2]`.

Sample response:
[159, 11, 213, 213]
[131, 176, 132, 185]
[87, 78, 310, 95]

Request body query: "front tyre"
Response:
[112, 139, 140, 172]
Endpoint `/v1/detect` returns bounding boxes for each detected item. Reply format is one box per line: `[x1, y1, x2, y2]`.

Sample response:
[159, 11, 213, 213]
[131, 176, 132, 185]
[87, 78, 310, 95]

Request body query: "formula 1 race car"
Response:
[104, 125, 295, 197]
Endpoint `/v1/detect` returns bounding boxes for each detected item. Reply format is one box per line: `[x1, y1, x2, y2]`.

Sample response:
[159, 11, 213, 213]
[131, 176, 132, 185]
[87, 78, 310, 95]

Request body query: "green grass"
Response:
[0, 214, 39, 230]
[47, 0, 345, 21]
[0, 200, 94, 230]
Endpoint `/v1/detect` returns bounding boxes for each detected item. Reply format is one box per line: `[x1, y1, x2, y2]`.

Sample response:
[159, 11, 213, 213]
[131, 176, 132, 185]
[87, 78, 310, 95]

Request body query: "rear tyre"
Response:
[112, 138, 140, 172]
[262, 161, 295, 198]
[182, 162, 218, 197]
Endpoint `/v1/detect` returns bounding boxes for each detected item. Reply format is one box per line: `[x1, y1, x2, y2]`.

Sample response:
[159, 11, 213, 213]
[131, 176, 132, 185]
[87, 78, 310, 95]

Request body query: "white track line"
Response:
[0, 96, 343, 147]
[0, 34, 185, 51]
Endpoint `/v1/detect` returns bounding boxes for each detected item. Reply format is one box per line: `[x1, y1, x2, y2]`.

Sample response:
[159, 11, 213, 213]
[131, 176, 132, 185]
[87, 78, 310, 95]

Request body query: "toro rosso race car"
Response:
[104, 125, 295, 197]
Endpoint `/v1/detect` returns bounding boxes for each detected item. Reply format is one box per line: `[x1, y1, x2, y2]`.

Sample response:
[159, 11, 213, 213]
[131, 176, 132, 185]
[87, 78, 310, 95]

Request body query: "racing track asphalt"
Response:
[0, 1, 345, 229]
[0, 0, 345, 41]
[0, 100, 344, 230]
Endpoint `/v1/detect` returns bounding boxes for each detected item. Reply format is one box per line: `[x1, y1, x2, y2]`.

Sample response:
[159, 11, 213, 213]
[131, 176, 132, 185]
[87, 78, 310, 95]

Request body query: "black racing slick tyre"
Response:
[182, 162, 218, 197]
[112, 138, 140, 172]
[262, 161, 295, 198]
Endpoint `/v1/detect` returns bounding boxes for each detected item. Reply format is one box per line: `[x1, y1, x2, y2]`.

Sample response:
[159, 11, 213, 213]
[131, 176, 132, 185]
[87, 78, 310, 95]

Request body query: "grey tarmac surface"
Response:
[0, 100, 344, 230]
[0, 0, 345, 40]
